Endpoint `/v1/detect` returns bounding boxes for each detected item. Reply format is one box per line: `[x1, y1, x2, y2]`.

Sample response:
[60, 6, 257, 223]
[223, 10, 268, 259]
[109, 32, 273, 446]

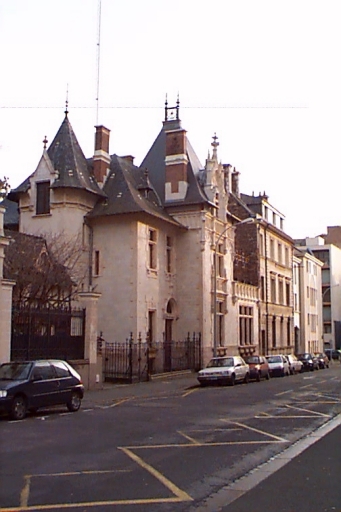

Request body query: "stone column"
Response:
[78, 291, 102, 389]
[0, 206, 15, 363]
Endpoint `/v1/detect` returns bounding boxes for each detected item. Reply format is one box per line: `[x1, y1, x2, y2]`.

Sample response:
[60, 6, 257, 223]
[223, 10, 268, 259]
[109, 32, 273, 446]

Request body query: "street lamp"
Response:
[213, 216, 256, 357]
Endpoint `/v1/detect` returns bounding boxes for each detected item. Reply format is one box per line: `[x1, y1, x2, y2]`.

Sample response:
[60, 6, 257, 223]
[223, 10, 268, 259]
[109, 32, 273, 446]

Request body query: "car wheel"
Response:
[230, 374, 236, 386]
[256, 371, 261, 382]
[244, 373, 250, 384]
[10, 395, 27, 421]
[67, 392, 82, 412]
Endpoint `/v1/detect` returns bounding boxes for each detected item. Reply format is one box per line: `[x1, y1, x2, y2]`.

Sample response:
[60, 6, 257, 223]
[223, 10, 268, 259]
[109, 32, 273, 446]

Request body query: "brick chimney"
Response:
[231, 167, 240, 197]
[165, 128, 188, 202]
[93, 125, 111, 185]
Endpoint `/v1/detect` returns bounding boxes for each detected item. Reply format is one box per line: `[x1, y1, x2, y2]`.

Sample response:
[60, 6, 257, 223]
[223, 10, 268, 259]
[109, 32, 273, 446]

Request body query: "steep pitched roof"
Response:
[87, 155, 182, 226]
[48, 113, 105, 196]
[140, 119, 210, 206]
[9, 113, 105, 200]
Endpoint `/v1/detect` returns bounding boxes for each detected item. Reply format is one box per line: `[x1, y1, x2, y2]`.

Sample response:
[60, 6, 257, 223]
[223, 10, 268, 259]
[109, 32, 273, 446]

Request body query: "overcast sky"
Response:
[1, 0, 340, 239]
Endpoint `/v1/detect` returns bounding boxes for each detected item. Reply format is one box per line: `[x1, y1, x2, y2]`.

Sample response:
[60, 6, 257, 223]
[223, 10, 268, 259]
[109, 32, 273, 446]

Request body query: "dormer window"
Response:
[36, 181, 50, 215]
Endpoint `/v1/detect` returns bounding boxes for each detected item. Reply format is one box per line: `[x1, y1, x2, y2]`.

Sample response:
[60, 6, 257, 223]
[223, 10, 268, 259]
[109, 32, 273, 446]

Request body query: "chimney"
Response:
[93, 125, 111, 185]
[165, 128, 188, 202]
[231, 167, 240, 197]
[121, 155, 135, 165]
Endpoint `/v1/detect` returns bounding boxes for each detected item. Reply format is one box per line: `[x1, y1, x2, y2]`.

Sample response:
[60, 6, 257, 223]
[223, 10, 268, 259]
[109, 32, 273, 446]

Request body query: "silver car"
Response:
[197, 356, 250, 386]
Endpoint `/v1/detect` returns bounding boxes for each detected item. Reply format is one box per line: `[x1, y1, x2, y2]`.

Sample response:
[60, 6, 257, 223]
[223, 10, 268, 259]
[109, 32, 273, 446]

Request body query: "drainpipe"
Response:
[264, 222, 269, 354]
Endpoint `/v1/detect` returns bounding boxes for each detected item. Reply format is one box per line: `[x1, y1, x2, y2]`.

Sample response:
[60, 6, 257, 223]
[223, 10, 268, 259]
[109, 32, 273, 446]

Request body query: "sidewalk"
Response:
[212, 416, 341, 512]
[83, 370, 198, 407]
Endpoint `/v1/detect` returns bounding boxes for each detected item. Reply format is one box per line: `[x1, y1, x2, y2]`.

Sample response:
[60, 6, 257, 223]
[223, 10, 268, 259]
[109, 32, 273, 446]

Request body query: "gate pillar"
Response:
[78, 291, 101, 390]
[0, 206, 15, 363]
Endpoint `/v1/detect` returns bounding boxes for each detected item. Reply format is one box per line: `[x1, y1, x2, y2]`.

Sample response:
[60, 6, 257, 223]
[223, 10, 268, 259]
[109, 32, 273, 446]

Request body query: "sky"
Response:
[0, 0, 340, 239]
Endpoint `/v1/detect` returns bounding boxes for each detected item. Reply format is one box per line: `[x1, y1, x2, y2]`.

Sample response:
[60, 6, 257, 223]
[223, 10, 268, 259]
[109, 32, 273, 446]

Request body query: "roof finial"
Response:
[64, 83, 69, 117]
[211, 133, 219, 160]
[43, 136, 48, 149]
[176, 93, 180, 119]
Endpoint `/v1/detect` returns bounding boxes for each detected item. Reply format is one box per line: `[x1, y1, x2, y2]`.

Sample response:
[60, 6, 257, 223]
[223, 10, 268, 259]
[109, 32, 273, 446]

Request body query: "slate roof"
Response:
[9, 113, 105, 200]
[140, 119, 210, 206]
[0, 198, 19, 229]
[87, 155, 182, 226]
[48, 113, 105, 196]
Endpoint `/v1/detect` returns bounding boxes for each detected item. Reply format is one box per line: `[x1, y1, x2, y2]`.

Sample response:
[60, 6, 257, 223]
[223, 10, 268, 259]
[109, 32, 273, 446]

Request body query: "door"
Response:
[30, 361, 60, 408]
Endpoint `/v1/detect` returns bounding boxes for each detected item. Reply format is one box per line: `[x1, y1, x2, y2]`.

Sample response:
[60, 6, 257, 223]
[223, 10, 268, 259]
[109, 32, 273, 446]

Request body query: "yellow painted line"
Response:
[275, 389, 293, 396]
[182, 388, 198, 398]
[177, 430, 201, 444]
[119, 447, 192, 502]
[256, 415, 329, 419]
[257, 412, 271, 417]
[285, 404, 330, 417]
[100, 398, 131, 409]
[124, 440, 284, 449]
[28, 469, 130, 478]
[301, 384, 313, 389]
[221, 420, 287, 442]
[1, 496, 188, 511]
[20, 476, 31, 508]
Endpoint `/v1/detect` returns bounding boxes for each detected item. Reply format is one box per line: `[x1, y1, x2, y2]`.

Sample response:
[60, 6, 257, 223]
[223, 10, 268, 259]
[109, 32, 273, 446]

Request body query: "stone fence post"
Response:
[0, 206, 15, 363]
[78, 291, 102, 389]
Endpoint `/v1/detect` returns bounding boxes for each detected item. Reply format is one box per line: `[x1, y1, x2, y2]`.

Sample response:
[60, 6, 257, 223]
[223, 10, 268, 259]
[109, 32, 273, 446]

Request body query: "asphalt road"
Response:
[0, 364, 340, 511]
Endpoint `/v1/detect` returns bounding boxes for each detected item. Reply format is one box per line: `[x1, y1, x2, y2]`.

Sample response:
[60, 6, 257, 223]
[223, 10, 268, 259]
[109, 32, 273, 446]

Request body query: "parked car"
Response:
[314, 352, 330, 369]
[297, 353, 319, 371]
[265, 355, 290, 377]
[286, 354, 303, 374]
[325, 349, 341, 361]
[243, 355, 270, 381]
[197, 356, 250, 386]
[0, 360, 84, 420]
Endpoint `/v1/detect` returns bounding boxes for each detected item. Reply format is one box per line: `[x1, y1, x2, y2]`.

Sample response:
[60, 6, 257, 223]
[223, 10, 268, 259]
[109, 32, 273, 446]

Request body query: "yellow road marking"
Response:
[177, 430, 201, 444]
[285, 404, 330, 417]
[119, 447, 192, 502]
[301, 384, 313, 388]
[20, 476, 30, 508]
[221, 420, 287, 442]
[100, 398, 131, 409]
[182, 388, 197, 398]
[2, 497, 188, 511]
[275, 389, 293, 396]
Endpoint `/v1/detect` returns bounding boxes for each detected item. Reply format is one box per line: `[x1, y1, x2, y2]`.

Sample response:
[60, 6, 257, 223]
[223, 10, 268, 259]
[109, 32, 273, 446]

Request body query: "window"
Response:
[148, 310, 155, 343]
[270, 239, 275, 259]
[166, 236, 173, 273]
[278, 243, 282, 264]
[272, 317, 276, 347]
[239, 306, 253, 346]
[286, 282, 290, 306]
[52, 361, 71, 378]
[94, 250, 100, 276]
[260, 233, 264, 256]
[148, 228, 157, 269]
[271, 276, 276, 302]
[279, 280, 284, 304]
[217, 301, 224, 346]
[285, 247, 289, 267]
[217, 243, 224, 277]
[36, 181, 50, 214]
[260, 276, 265, 301]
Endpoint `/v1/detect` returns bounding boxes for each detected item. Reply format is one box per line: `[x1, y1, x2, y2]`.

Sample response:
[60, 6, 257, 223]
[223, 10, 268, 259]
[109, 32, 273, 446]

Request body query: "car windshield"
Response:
[266, 356, 282, 363]
[206, 357, 234, 368]
[298, 354, 310, 359]
[0, 362, 32, 380]
[244, 356, 259, 364]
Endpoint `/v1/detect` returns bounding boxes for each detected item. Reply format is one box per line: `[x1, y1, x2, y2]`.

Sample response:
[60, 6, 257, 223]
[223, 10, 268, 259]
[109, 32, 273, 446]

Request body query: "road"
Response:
[0, 365, 340, 511]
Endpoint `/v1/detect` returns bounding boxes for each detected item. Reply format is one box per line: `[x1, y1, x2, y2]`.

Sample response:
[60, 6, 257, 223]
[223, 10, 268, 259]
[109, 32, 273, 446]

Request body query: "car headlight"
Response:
[0, 390, 7, 398]
[308, 359, 313, 363]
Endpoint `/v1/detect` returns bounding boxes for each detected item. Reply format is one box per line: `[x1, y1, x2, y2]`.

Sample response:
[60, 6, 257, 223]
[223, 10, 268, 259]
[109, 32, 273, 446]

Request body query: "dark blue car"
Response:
[0, 360, 84, 420]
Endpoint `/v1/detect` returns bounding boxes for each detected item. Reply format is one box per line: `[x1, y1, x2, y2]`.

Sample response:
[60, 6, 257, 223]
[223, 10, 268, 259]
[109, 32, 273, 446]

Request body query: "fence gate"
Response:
[103, 339, 148, 383]
[11, 305, 85, 361]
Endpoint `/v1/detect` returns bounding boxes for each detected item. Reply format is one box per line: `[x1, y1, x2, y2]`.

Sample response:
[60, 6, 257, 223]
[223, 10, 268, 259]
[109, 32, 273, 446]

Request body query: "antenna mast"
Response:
[96, 0, 102, 125]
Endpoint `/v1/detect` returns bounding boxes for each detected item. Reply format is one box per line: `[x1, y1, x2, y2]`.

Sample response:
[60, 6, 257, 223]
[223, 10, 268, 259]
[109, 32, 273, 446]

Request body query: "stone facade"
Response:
[7, 101, 296, 369]
[0, 207, 15, 363]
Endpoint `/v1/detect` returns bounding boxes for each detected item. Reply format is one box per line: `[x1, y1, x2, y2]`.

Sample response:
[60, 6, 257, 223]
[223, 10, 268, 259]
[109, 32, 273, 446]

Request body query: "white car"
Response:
[286, 354, 303, 374]
[197, 356, 250, 386]
[265, 355, 290, 377]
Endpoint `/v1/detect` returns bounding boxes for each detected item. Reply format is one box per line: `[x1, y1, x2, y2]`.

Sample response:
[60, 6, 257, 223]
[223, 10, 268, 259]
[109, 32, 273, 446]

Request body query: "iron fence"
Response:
[103, 332, 202, 383]
[11, 305, 85, 361]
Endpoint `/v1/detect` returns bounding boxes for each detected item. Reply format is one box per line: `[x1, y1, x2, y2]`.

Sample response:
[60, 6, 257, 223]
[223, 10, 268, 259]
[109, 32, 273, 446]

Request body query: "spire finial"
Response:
[43, 136, 48, 149]
[211, 133, 219, 159]
[64, 84, 69, 117]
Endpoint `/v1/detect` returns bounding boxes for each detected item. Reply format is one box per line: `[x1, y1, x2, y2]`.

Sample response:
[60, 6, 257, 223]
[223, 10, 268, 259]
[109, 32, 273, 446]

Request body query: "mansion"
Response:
[2, 100, 325, 368]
